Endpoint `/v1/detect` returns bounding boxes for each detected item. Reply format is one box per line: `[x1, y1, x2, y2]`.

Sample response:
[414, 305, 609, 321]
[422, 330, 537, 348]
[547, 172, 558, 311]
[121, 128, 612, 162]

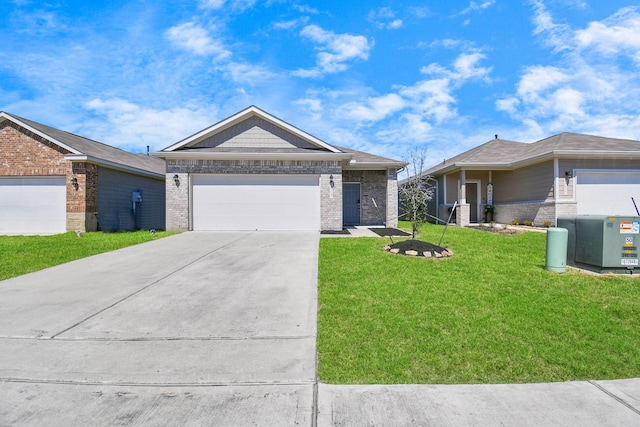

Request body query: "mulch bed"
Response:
[320, 229, 351, 235]
[368, 228, 411, 237]
[385, 239, 453, 258]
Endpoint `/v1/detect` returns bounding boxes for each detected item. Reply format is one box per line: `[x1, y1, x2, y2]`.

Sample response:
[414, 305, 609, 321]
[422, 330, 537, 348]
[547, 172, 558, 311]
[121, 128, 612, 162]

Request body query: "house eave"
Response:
[344, 161, 407, 171]
[64, 155, 165, 179]
[151, 151, 352, 162]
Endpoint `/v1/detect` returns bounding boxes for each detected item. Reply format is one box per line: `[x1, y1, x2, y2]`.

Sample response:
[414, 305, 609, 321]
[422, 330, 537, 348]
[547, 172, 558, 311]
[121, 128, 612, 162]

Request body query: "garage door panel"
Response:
[0, 177, 66, 234]
[192, 175, 320, 231]
[576, 172, 640, 216]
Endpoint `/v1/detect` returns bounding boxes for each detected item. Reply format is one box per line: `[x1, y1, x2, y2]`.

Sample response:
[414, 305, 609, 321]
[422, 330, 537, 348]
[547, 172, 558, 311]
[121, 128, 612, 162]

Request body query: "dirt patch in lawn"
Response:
[475, 225, 521, 235]
[385, 239, 453, 258]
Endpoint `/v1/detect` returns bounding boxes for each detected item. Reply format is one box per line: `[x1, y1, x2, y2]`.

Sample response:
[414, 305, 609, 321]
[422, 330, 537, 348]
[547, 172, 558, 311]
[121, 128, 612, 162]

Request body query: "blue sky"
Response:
[2, 0, 640, 167]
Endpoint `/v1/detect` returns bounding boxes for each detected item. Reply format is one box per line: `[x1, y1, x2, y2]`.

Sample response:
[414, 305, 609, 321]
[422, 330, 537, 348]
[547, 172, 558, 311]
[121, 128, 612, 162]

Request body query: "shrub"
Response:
[543, 220, 552, 228]
[523, 220, 534, 227]
[511, 219, 520, 225]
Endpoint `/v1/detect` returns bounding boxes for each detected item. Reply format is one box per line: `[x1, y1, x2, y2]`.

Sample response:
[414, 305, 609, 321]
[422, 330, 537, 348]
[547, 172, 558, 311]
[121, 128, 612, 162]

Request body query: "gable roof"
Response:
[0, 112, 165, 177]
[424, 132, 640, 176]
[154, 105, 405, 169]
[161, 105, 341, 153]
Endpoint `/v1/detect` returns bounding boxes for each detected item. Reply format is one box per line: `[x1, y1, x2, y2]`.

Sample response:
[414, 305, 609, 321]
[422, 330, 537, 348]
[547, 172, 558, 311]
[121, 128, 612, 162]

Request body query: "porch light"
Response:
[173, 174, 180, 186]
[70, 176, 78, 190]
[329, 174, 334, 188]
[565, 171, 573, 178]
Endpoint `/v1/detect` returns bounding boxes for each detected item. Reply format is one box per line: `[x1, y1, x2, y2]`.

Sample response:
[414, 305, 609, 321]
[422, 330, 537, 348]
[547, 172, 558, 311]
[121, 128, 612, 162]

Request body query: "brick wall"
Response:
[0, 121, 98, 232]
[343, 170, 388, 225]
[494, 201, 558, 226]
[165, 159, 343, 231]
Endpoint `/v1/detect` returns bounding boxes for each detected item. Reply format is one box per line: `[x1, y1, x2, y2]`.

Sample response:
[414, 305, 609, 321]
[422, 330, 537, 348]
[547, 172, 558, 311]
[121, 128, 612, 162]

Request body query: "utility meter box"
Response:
[557, 215, 640, 274]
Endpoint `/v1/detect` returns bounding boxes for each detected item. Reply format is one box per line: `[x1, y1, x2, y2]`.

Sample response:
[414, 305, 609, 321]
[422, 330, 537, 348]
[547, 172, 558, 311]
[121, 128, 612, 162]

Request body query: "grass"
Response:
[0, 231, 176, 281]
[318, 221, 640, 384]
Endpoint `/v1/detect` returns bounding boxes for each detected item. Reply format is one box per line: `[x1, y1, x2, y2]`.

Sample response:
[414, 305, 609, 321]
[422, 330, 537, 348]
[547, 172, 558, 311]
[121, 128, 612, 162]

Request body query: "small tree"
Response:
[399, 148, 435, 239]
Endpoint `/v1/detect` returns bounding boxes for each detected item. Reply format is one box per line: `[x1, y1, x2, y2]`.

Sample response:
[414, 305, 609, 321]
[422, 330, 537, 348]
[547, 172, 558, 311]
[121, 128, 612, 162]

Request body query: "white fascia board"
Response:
[0, 112, 82, 155]
[161, 106, 341, 153]
[151, 151, 351, 161]
[344, 162, 407, 171]
[64, 155, 165, 179]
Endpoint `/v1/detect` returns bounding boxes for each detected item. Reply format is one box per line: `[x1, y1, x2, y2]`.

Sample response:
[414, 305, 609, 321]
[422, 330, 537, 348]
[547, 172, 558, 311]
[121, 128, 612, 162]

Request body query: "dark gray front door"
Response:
[343, 183, 361, 225]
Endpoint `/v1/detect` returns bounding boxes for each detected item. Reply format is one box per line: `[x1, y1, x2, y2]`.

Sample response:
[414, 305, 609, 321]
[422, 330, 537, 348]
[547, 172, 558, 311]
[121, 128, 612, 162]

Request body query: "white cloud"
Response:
[293, 50, 491, 146]
[422, 52, 492, 83]
[339, 94, 405, 122]
[165, 22, 231, 59]
[458, 0, 496, 15]
[222, 62, 278, 84]
[293, 25, 372, 77]
[273, 17, 309, 30]
[497, 4, 640, 139]
[199, 0, 225, 9]
[198, 0, 256, 10]
[84, 98, 217, 152]
[368, 7, 404, 30]
[530, 0, 572, 51]
[574, 6, 640, 59]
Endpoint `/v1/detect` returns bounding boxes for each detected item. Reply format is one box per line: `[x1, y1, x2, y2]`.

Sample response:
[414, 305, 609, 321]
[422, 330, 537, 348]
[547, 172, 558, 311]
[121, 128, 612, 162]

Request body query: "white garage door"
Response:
[576, 171, 640, 216]
[192, 174, 320, 231]
[0, 177, 66, 235]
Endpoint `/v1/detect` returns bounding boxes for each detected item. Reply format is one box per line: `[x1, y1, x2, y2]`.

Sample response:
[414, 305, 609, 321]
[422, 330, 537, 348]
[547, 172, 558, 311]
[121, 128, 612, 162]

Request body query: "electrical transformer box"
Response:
[557, 215, 640, 274]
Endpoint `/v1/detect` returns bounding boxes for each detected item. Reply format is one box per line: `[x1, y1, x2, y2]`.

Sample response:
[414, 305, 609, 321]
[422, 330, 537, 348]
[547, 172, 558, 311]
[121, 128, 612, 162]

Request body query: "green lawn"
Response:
[0, 231, 176, 281]
[318, 222, 640, 384]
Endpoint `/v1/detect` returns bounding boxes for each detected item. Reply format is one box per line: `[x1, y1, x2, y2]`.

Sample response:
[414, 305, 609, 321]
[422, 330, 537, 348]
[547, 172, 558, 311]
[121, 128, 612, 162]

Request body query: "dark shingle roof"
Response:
[424, 132, 640, 175]
[2, 112, 165, 176]
[334, 145, 406, 168]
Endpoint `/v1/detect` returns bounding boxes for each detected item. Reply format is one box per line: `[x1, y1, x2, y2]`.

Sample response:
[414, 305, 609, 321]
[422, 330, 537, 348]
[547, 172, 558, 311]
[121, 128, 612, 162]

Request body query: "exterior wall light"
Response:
[329, 174, 334, 188]
[173, 174, 180, 187]
[565, 171, 573, 178]
[70, 176, 79, 190]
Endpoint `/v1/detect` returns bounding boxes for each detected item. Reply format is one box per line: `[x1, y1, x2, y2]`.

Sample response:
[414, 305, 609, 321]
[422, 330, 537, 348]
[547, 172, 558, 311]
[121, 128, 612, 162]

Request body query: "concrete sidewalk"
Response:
[318, 379, 640, 426]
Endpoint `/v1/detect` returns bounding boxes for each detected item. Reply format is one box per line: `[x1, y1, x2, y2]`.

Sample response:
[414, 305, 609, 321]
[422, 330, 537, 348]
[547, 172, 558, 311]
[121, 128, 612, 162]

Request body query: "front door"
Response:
[468, 182, 478, 223]
[343, 183, 361, 225]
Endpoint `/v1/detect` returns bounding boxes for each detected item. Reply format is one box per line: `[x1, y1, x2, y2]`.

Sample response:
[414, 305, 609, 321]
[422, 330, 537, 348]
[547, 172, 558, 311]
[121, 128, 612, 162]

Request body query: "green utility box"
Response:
[545, 227, 568, 273]
[557, 215, 640, 274]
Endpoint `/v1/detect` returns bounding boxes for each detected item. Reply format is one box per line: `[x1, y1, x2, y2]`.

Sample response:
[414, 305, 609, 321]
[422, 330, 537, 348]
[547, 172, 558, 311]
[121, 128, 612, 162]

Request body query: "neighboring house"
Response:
[422, 132, 640, 227]
[153, 105, 405, 231]
[0, 112, 166, 235]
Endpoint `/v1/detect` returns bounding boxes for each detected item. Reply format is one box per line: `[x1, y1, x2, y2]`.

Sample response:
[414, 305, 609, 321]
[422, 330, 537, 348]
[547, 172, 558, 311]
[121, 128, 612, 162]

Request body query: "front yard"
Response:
[318, 223, 640, 384]
[0, 231, 175, 281]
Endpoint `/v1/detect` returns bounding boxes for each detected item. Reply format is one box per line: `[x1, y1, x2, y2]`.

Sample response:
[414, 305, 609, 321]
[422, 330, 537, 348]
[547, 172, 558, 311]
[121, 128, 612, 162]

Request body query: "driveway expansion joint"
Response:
[589, 380, 640, 416]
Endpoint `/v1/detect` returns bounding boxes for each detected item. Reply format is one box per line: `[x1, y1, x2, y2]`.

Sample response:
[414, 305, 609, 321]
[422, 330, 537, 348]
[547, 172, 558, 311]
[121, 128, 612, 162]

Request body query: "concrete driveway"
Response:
[0, 231, 318, 426]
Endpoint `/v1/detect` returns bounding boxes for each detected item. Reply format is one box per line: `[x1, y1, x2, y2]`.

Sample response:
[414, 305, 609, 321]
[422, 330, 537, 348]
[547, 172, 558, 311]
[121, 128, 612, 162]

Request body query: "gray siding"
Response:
[97, 167, 165, 232]
[493, 161, 554, 203]
[192, 117, 319, 149]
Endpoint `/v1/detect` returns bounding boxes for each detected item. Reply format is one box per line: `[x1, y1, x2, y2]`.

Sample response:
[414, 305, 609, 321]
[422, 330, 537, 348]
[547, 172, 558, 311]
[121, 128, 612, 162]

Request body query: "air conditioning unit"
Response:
[557, 215, 640, 274]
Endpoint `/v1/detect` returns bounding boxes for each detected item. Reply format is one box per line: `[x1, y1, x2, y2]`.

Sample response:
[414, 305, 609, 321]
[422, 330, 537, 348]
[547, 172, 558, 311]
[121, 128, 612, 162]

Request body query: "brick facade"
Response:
[0, 121, 98, 232]
[165, 159, 344, 231]
[342, 170, 389, 226]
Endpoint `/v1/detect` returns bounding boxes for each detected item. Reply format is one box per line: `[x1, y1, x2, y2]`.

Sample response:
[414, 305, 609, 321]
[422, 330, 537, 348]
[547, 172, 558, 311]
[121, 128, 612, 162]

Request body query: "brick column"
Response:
[320, 173, 342, 231]
[166, 173, 189, 231]
[456, 203, 470, 227]
[386, 168, 399, 227]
